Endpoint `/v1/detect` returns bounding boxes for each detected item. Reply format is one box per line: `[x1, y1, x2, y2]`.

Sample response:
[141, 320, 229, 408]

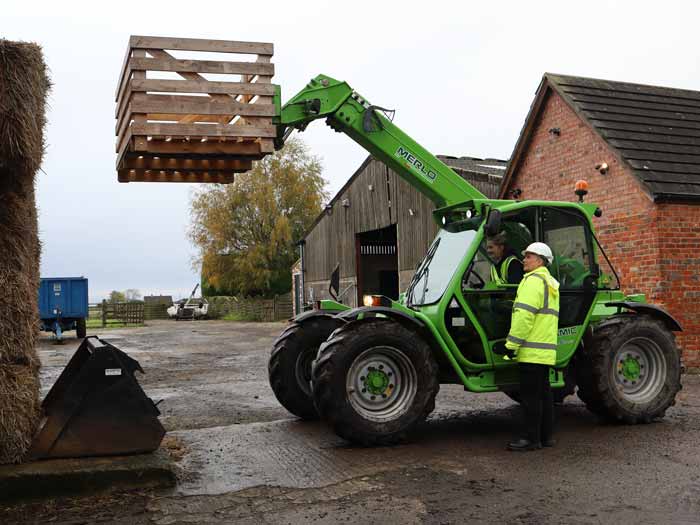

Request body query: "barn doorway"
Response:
[356, 224, 399, 303]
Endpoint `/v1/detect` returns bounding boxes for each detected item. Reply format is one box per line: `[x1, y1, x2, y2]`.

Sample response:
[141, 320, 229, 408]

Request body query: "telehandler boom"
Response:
[268, 74, 682, 445]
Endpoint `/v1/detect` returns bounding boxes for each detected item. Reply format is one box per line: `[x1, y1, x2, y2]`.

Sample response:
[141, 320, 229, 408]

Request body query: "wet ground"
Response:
[3, 320, 700, 524]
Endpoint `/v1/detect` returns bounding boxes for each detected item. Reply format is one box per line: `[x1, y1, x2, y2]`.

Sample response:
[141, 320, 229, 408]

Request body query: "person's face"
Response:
[486, 241, 505, 261]
[523, 252, 544, 272]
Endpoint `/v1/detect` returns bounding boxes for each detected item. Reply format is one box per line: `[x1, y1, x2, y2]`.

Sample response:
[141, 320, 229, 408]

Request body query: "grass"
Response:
[86, 318, 143, 329]
[221, 311, 260, 322]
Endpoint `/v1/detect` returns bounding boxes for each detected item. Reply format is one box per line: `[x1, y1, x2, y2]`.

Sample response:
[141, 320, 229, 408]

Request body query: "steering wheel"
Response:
[465, 267, 486, 290]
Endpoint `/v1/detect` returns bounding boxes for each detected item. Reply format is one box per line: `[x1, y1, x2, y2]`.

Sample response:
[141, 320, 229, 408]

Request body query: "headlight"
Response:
[363, 295, 375, 307]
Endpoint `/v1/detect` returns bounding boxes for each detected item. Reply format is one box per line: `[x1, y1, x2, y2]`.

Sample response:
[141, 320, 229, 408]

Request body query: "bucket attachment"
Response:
[28, 336, 165, 460]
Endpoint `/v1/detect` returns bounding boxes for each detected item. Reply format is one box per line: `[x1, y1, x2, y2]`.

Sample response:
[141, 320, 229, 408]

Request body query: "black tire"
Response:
[268, 316, 344, 420]
[576, 315, 681, 423]
[76, 318, 87, 339]
[311, 319, 439, 446]
[504, 364, 576, 405]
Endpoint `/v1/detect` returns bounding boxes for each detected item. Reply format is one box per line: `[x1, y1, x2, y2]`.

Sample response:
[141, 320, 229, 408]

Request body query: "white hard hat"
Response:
[522, 242, 553, 264]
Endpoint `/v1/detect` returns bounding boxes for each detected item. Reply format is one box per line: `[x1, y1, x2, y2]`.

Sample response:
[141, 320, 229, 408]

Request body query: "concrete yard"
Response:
[2, 319, 700, 524]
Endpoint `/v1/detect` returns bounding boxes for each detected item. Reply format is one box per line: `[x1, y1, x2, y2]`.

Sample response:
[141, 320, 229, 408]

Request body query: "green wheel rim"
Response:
[346, 345, 418, 422]
[611, 336, 667, 404]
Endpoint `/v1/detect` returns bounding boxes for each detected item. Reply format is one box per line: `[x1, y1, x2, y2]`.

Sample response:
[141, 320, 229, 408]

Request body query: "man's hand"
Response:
[492, 342, 516, 359]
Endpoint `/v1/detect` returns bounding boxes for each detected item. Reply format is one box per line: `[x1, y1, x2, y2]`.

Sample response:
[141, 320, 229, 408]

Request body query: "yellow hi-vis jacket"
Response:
[489, 255, 518, 285]
[505, 266, 560, 365]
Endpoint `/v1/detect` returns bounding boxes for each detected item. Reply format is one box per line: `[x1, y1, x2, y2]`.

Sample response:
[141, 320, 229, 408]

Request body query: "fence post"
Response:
[273, 294, 277, 321]
[101, 299, 107, 328]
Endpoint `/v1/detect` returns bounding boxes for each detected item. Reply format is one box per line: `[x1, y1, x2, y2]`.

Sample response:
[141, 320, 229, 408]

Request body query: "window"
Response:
[542, 208, 593, 290]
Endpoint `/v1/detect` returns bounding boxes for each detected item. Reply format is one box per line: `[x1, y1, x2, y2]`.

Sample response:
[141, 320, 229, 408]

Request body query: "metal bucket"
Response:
[28, 336, 165, 459]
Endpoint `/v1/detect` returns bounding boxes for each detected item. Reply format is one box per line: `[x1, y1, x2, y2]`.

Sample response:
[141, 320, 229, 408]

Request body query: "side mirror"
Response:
[329, 263, 340, 301]
[485, 209, 502, 237]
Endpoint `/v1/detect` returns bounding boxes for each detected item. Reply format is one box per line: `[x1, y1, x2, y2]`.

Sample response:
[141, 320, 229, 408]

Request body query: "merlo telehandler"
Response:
[267, 75, 682, 445]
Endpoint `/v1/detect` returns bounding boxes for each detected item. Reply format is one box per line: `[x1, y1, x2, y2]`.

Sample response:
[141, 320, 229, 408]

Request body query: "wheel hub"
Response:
[611, 337, 666, 403]
[346, 346, 417, 422]
[619, 355, 641, 381]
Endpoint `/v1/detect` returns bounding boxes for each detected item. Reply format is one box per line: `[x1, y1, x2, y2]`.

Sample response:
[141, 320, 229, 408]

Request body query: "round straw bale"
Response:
[0, 40, 51, 176]
[0, 363, 41, 464]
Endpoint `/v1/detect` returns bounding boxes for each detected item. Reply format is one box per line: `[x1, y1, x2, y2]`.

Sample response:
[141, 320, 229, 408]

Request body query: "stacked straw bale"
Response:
[0, 39, 50, 463]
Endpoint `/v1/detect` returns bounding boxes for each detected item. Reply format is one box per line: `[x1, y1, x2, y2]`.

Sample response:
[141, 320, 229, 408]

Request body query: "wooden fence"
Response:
[89, 301, 146, 327]
[208, 293, 293, 321]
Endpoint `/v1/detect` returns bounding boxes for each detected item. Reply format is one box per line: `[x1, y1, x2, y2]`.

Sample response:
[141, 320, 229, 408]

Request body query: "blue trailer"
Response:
[39, 277, 89, 341]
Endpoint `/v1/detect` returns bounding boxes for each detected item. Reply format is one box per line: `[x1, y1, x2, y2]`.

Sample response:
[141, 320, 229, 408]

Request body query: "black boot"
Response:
[507, 438, 541, 451]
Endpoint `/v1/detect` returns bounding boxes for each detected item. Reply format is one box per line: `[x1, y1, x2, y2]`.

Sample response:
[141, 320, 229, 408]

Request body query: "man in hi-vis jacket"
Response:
[505, 242, 559, 451]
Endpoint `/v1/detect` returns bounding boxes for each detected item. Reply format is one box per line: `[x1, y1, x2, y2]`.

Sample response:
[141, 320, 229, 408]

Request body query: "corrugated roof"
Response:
[503, 73, 700, 202]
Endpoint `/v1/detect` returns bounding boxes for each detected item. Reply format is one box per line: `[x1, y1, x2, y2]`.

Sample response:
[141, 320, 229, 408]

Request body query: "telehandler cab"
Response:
[268, 75, 682, 445]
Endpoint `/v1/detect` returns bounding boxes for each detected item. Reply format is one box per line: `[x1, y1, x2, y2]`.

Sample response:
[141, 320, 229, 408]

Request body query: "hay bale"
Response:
[0, 40, 49, 464]
[0, 364, 41, 464]
[0, 40, 50, 175]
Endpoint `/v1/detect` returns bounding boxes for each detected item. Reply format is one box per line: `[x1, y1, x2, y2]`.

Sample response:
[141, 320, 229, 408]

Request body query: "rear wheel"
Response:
[76, 318, 87, 339]
[311, 319, 439, 445]
[268, 316, 343, 420]
[576, 316, 681, 423]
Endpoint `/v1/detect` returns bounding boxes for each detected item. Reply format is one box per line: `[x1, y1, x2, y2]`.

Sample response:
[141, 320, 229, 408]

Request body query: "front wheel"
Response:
[268, 316, 343, 420]
[576, 315, 681, 423]
[311, 319, 439, 445]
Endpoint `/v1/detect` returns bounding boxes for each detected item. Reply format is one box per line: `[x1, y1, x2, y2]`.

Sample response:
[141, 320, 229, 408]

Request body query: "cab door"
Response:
[453, 208, 537, 367]
[540, 206, 598, 361]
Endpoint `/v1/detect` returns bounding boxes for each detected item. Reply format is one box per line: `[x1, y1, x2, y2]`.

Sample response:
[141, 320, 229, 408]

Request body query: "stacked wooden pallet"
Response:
[115, 36, 276, 183]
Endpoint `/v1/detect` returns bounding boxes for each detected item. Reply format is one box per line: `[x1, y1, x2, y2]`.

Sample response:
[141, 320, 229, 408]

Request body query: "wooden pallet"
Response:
[115, 36, 276, 183]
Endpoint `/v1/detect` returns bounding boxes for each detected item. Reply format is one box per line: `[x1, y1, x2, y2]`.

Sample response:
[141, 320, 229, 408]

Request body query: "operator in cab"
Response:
[504, 242, 559, 452]
[486, 231, 524, 285]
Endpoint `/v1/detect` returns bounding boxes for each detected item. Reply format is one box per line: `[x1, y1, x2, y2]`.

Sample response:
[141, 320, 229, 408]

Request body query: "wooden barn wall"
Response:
[305, 159, 393, 284]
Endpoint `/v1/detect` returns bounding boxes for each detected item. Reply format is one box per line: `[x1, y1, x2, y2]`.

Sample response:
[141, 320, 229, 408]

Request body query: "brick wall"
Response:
[505, 89, 699, 367]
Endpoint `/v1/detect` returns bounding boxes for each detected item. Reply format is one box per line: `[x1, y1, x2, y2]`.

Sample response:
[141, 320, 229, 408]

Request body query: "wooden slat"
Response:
[119, 155, 252, 171]
[119, 168, 236, 184]
[129, 57, 274, 76]
[130, 78, 275, 96]
[133, 139, 266, 157]
[129, 93, 276, 117]
[131, 122, 277, 138]
[129, 35, 273, 56]
[141, 113, 225, 123]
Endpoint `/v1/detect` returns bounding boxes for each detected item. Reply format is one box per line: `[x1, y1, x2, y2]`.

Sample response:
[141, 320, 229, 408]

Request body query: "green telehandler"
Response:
[268, 75, 682, 445]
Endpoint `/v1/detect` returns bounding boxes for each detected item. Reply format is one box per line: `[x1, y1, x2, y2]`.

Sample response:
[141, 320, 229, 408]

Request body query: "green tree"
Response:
[108, 290, 126, 303]
[189, 138, 327, 297]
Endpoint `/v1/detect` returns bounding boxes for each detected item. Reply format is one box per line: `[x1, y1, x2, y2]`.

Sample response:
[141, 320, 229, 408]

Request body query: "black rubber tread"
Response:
[268, 316, 344, 420]
[311, 318, 439, 446]
[76, 318, 87, 339]
[576, 315, 682, 423]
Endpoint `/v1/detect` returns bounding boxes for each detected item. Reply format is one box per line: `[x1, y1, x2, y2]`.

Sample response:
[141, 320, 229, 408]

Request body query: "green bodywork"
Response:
[276, 74, 647, 393]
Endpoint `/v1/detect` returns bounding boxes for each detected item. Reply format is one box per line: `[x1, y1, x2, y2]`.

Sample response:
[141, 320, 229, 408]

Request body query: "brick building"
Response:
[500, 73, 700, 367]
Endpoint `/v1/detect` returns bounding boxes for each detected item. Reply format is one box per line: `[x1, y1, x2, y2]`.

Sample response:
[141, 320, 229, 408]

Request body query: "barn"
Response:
[500, 73, 700, 368]
[293, 155, 506, 312]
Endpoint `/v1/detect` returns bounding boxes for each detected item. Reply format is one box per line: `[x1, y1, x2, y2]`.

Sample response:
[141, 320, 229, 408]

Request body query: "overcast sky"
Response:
[4, 0, 697, 301]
